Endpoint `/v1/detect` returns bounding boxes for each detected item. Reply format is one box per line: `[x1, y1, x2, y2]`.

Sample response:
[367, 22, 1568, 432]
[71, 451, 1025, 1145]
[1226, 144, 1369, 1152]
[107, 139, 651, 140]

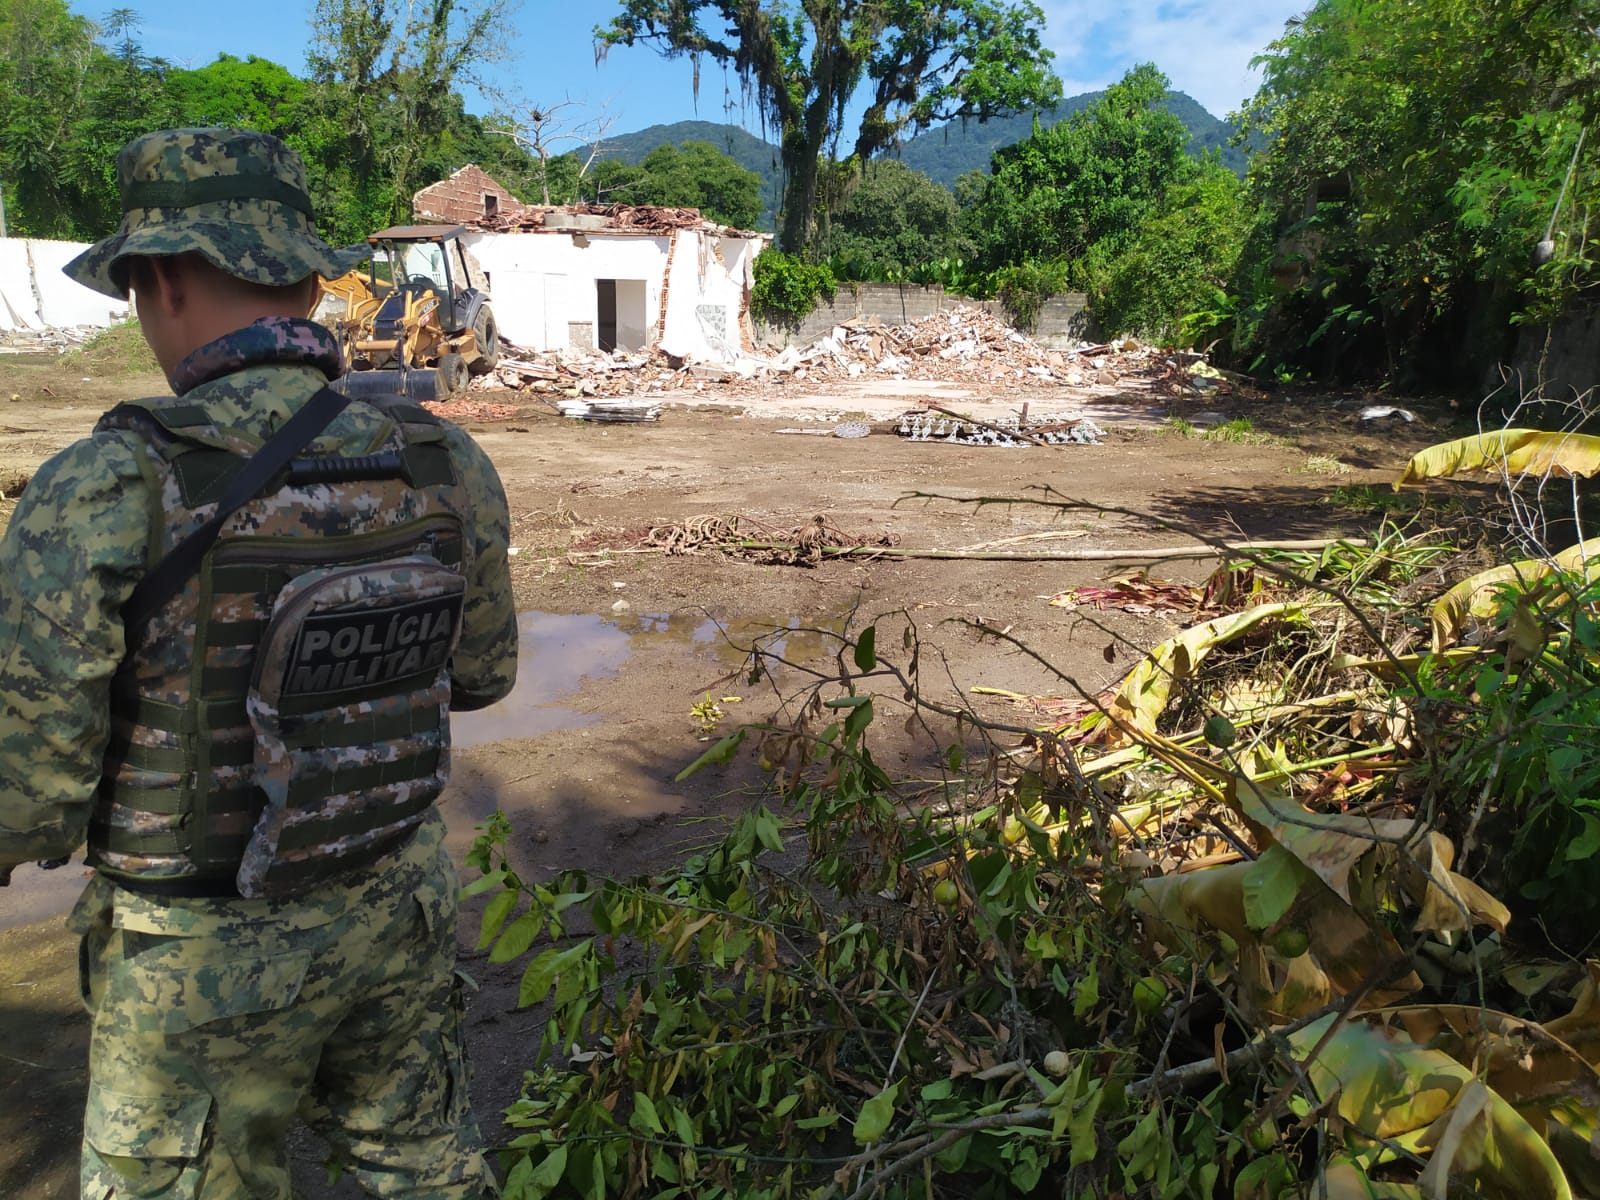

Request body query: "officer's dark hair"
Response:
[124, 254, 321, 313]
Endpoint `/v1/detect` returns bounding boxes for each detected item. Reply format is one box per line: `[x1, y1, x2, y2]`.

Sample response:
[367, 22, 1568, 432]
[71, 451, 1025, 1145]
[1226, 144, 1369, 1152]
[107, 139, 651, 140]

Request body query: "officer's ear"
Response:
[126, 256, 188, 319]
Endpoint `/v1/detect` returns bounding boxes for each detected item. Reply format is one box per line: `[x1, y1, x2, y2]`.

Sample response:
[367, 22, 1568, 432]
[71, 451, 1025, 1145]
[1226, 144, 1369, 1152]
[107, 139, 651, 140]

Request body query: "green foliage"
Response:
[0, 0, 537, 247]
[1231, 0, 1600, 384]
[991, 258, 1069, 332]
[61, 319, 160, 376]
[469, 631, 1238, 1199]
[822, 160, 967, 281]
[750, 248, 835, 326]
[1407, 571, 1600, 949]
[598, 0, 1061, 253]
[965, 65, 1189, 273]
[632, 141, 763, 228]
[303, 0, 511, 242]
[1081, 159, 1256, 342]
[0, 3, 183, 239]
[954, 64, 1254, 341]
[163, 54, 306, 135]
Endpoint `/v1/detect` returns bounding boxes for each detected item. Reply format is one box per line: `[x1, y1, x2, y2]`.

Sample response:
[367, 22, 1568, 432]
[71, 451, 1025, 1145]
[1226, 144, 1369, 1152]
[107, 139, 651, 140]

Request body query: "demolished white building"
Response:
[0, 238, 130, 332]
[412, 167, 769, 364]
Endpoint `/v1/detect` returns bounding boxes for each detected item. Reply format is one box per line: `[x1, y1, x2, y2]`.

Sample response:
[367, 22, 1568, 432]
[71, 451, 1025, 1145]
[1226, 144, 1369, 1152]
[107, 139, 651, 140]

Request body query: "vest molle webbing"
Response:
[89, 395, 473, 896]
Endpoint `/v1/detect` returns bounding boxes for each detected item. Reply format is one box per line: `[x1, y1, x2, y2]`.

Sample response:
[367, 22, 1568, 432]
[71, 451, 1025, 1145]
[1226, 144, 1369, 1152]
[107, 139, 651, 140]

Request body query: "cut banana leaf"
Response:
[1396, 429, 1600, 489]
[1229, 783, 1510, 935]
[1430, 538, 1600, 649]
[1100, 603, 1308, 745]
[1289, 1015, 1574, 1200]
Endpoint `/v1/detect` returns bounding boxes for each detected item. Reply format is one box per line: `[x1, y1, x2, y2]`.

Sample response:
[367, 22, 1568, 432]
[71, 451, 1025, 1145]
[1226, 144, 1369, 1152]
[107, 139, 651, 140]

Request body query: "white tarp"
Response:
[0, 238, 129, 332]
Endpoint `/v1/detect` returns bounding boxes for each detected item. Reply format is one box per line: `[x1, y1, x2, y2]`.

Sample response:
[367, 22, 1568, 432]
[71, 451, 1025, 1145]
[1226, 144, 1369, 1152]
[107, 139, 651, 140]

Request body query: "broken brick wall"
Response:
[413, 165, 523, 226]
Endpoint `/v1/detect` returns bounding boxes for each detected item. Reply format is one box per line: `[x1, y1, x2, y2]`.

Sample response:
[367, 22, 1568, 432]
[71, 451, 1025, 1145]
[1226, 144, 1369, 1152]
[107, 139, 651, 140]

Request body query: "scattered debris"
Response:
[555, 398, 662, 423]
[472, 306, 1203, 405]
[1049, 573, 1206, 614]
[0, 326, 103, 354]
[1360, 404, 1417, 423]
[773, 421, 872, 438]
[477, 201, 749, 236]
[646, 513, 898, 566]
[897, 410, 1105, 446]
[422, 397, 521, 422]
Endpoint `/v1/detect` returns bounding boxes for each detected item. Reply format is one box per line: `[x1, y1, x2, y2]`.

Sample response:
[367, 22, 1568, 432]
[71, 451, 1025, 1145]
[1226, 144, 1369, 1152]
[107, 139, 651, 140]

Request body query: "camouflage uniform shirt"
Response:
[0, 316, 517, 870]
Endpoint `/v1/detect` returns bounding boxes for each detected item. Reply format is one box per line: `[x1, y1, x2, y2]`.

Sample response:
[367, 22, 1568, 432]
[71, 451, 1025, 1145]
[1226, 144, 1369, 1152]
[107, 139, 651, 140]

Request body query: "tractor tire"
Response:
[436, 352, 470, 397]
[468, 305, 500, 375]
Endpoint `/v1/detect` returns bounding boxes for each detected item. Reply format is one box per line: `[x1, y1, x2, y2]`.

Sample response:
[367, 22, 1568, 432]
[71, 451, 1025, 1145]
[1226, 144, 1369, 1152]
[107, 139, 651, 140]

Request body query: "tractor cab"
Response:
[369, 225, 480, 337]
[324, 224, 500, 400]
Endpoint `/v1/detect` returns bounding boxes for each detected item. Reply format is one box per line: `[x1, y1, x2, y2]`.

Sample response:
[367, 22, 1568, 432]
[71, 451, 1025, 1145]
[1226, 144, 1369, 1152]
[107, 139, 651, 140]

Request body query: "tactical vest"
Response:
[88, 394, 473, 898]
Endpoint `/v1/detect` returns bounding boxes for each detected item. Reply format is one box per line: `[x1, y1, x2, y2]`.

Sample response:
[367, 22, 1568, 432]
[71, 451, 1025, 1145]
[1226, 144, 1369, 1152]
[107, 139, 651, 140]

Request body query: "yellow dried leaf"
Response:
[1396, 429, 1600, 490]
[1230, 784, 1508, 935]
[1291, 1015, 1573, 1200]
[1429, 539, 1600, 649]
[1103, 603, 1307, 744]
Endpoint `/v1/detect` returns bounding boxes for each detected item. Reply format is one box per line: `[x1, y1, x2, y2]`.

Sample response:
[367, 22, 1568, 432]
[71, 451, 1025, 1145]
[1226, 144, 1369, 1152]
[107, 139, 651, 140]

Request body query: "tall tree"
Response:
[964, 64, 1189, 273]
[488, 97, 614, 205]
[0, 0, 97, 236]
[305, 0, 508, 241]
[165, 54, 306, 136]
[1237, 0, 1600, 382]
[824, 158, 964, 278]
[597, 0, 1061, 253]
[634, 140, 762, 227]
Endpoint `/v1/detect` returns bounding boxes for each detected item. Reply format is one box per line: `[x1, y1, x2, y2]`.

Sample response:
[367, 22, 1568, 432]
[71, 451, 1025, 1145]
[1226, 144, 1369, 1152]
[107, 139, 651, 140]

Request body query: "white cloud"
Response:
[1037, 0, 1310, 118]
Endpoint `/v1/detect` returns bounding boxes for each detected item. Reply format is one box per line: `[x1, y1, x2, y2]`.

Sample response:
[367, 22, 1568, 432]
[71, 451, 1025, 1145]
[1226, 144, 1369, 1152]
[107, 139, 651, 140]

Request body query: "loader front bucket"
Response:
[331, 367, 441, 402]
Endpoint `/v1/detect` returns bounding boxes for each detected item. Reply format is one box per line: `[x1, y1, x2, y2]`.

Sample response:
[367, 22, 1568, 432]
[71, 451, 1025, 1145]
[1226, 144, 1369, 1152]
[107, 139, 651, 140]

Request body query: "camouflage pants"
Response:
[67, 815, 499, 1199]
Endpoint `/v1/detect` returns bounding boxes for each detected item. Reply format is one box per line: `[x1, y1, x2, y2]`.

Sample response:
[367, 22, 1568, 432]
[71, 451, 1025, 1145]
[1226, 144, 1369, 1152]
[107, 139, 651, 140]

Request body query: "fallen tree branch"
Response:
[730, 537, 1368, 562]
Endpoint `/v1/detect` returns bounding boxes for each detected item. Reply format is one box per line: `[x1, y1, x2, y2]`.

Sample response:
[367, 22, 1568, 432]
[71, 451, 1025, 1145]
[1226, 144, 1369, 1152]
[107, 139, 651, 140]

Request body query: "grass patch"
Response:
[1298, 453, 1353, 476]
[1324, 483, 1420, 514]
[1202, 417, 1290, 445]
[1162, 415, 1291, 447]
[61, 321, 160, 377]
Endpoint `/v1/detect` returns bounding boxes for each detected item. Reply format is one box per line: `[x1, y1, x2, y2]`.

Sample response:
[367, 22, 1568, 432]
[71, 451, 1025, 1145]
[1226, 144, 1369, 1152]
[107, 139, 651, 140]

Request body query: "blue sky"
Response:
[72, 0, 1310, 135]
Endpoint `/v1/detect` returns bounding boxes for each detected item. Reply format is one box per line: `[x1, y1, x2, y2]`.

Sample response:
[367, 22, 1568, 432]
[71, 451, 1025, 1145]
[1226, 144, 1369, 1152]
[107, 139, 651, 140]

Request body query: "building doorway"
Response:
[596, 279, 649, 352]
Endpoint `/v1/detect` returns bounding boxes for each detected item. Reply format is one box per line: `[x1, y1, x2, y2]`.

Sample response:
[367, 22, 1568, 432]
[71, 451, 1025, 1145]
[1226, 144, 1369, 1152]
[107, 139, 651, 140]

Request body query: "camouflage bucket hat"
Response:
[64, 127, 368, 300]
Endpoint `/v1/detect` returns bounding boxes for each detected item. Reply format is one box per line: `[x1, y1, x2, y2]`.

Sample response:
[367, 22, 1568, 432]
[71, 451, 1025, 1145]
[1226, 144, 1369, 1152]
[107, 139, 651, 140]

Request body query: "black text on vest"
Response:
[284, 594, 463, 697]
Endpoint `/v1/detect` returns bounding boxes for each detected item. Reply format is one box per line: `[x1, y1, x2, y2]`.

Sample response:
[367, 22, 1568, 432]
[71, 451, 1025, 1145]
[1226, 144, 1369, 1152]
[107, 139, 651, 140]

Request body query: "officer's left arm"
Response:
[444, 430, 518, 712]
[0, 435, 146, 869]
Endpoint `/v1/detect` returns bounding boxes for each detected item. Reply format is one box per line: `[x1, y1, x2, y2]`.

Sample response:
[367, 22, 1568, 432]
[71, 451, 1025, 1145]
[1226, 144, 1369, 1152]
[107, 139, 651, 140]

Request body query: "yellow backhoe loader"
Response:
[320, 224, 500, 401]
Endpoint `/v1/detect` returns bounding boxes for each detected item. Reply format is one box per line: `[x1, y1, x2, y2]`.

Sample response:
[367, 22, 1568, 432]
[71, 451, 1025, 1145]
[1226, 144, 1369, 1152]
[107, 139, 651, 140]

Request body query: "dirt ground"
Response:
[0, 352, 1454, 1196]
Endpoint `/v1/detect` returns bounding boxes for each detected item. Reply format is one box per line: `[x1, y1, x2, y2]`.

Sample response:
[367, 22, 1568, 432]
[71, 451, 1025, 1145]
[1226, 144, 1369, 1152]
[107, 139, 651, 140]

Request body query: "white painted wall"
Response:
[462, 227, 766, 360]
[0, 239, 39, 331]
[0, 238, 130, 331]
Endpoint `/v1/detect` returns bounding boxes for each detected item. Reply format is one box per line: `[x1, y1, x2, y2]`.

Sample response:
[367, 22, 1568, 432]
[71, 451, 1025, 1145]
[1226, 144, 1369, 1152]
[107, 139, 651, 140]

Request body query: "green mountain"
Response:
[592, 92, 1253, 227]
[895, 91, 1251, 187]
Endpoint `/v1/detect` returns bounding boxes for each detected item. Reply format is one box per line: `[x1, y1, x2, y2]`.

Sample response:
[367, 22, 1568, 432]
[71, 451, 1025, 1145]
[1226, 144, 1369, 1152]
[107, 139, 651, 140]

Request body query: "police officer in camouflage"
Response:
[0, 128, 517, 1198]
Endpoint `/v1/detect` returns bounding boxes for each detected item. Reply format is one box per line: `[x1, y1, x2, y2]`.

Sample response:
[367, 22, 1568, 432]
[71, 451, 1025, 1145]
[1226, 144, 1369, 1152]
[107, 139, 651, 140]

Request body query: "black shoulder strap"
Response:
[120, 386, 353, 651]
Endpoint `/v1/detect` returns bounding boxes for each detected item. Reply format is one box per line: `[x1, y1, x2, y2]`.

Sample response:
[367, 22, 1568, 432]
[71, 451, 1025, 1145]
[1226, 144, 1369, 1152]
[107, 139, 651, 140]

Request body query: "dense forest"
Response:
[0, 0, 1595, 390]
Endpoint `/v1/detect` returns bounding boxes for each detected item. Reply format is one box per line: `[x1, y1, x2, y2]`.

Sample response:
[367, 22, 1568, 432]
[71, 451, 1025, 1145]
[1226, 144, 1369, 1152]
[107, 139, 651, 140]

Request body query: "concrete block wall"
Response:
[1508, 301, 1600, 401]
[413, 165, 523, 227]
[754, 282, 1094, 350]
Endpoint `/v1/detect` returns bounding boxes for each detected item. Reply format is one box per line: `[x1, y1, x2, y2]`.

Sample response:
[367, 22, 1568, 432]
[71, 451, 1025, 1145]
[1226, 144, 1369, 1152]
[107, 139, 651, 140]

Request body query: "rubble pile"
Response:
[770, 308, 1154, 391]
[474, 306, 1176, 401]
[477, 202, 722, 235]
[0, 326, 101, 355]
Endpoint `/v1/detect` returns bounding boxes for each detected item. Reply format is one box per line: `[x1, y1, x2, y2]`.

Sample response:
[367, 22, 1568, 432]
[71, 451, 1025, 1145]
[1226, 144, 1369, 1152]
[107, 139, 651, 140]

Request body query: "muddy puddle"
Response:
[0, 609, 845, 930]
[453, 608, 845, 747]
